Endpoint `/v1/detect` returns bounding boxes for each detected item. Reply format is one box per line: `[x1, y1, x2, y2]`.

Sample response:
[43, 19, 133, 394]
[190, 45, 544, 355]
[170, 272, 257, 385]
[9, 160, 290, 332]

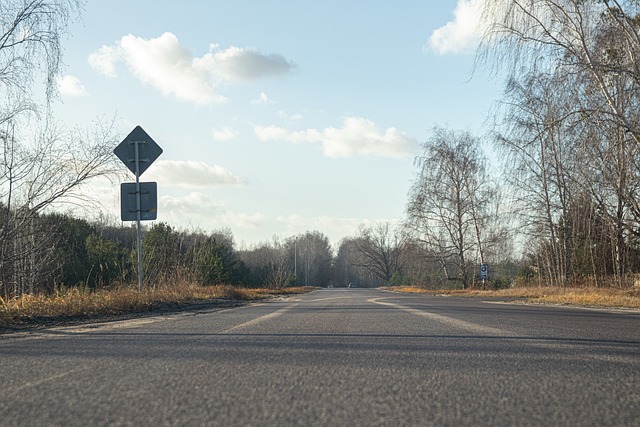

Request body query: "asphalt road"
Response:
[0, 288, 638, 426]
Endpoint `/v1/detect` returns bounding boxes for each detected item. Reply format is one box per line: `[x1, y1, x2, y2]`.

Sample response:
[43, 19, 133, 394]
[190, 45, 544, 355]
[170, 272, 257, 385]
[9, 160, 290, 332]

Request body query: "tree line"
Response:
[0, 211, 521, 300]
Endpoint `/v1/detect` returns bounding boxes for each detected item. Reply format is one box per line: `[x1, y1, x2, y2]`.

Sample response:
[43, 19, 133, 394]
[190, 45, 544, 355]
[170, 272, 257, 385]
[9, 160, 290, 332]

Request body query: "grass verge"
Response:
[0, 284, 316, 330]
[385, 286, 640, 309]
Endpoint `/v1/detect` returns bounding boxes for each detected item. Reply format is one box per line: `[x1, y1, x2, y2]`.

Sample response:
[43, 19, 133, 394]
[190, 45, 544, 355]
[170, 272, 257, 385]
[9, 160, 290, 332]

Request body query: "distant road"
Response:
[1, 288, 638, 426]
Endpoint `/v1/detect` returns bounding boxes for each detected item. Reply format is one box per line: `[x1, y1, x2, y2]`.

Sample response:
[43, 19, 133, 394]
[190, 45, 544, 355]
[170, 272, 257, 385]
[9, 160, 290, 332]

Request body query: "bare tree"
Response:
[292, 231, 333, 287]
[0, 0, 83, 117]
[495, 72, 578, 286]
[481, 0, 640, 285]
[266, 237, 292, 288]
[237, 238, 293, 288]
[0, 120, 120, 297]
[334, 237, 377, 288]
[479, 0, 640, 136]
[395, 238, 443, 288]
[406, 127, 499, 288]
[353, 222, 404, 285]
[0, 1, 130, 299]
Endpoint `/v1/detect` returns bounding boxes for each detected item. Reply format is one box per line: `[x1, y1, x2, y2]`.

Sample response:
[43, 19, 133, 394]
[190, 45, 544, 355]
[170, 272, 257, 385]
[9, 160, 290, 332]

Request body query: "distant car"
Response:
[348, 283, 357, 288]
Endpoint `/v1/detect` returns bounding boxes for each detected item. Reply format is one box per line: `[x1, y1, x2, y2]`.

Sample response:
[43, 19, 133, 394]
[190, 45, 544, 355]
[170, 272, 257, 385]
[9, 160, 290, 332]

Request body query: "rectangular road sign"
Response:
[480, 263, 489, 280]
[120, 182, 158, 221]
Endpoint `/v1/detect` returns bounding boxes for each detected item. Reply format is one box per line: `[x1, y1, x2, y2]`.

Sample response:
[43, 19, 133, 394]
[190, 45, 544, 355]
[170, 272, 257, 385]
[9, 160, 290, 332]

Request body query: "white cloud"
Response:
[144, 160, 245, 188]
[158, 192, 265, 230]
[254, 117, 419, 158]
[250, 91, 271, 106]
[88, 32, 295, 105]
[198, 46, 294, 82]
[160, 192, 224, 218]
[275, 215, 397, 244]
[88, 45, 120, 77]
[427, 0, 483, 54]
[57, 75, 88, 97]
[254, 125, 296, 142]
[277, 214, 361, 233]
[212, 126, 238, 141]
[277, 110, 303, 121]
[221, 212, 266, 230]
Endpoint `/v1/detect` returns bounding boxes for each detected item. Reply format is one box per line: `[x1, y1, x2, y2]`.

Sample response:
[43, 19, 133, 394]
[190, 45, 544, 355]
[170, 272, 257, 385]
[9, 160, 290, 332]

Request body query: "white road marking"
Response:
[6, 366, 92, 393]
[221, 303, 299, 333]
[306, 297, 349, 302]
[368, 297, 513, 336]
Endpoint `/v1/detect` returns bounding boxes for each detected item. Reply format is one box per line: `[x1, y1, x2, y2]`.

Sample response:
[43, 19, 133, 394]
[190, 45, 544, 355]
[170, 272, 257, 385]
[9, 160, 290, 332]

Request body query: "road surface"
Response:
[0, 288, 638, 426]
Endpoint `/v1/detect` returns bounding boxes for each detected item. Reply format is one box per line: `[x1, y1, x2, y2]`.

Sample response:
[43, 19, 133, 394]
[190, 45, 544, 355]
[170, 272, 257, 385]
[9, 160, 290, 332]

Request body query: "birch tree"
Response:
[0, 1, 125, 298]
[481, 0, 640, 285]
[406, 127, 499, 289]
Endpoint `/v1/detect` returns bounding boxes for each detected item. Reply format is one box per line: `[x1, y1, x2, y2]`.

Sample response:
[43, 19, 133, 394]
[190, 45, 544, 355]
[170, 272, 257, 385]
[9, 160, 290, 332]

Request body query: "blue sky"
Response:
[53, 0, 500, 247]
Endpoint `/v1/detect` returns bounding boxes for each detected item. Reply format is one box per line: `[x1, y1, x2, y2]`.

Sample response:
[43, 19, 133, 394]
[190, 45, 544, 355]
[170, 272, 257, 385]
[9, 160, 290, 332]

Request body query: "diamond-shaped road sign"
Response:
[114, 126, 163, 176]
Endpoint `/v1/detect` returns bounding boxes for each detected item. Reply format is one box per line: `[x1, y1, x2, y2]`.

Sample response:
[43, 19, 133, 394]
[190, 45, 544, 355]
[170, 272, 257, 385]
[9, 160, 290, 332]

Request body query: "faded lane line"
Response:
[483, 300, 640, 314]
[307, 297, 350, 302]
[368, 298, 514, 336]
[0, 317, 174, 340]
[61, 317, 164, 333]
[6, 366, 93, 394]
[221, 303, 299, 334]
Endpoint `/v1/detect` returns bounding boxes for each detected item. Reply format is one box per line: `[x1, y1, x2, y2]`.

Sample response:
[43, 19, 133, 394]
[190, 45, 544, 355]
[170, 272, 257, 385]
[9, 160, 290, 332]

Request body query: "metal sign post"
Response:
[134, 139, 143, 292]
[114, 126, 163, 291]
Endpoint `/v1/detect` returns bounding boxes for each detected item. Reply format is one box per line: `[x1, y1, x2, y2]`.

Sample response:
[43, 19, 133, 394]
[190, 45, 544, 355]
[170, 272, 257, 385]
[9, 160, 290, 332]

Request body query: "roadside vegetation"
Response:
[0, 283, 314, 329]
[3, 1, 640, 330]
[387, 286, 640, 309]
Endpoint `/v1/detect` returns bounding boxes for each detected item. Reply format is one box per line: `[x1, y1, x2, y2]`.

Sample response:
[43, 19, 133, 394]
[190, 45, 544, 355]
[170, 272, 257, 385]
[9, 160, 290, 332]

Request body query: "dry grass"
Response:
[0, 284, 315, 329]
[387, 286, 640, 309]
